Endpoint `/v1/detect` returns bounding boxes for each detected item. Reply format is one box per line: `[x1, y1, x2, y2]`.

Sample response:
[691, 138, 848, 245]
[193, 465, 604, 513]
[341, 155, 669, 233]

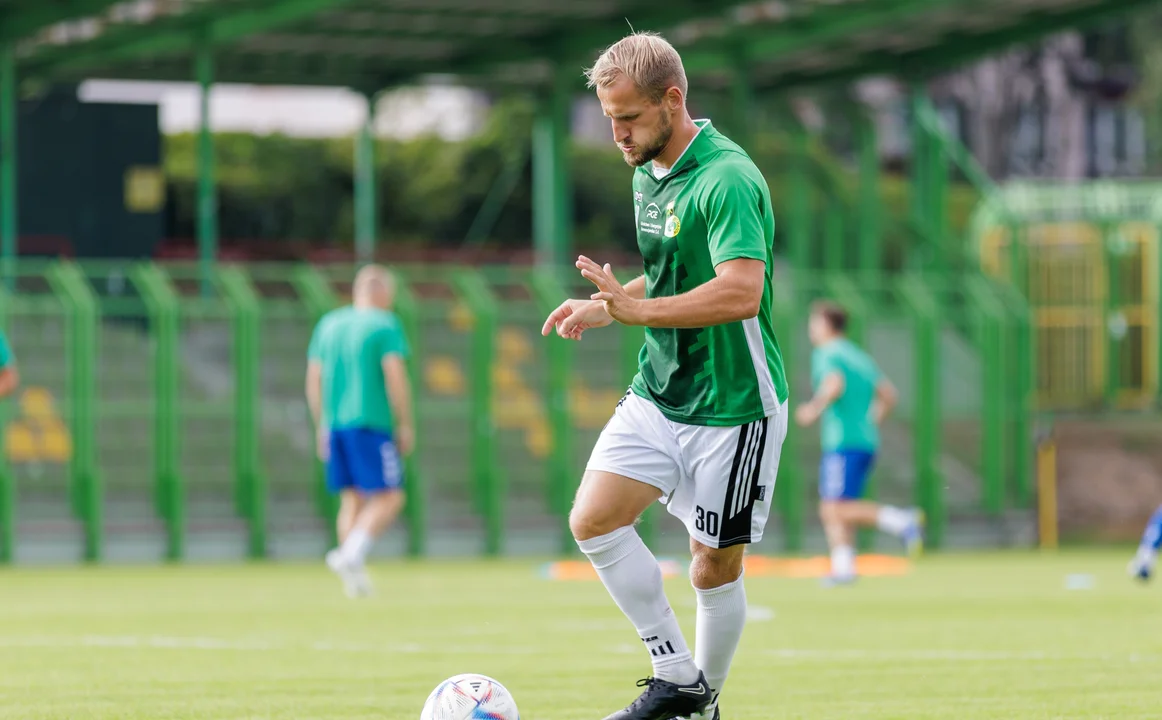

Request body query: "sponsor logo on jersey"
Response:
[664, 200, 681, 238]
[640, 202, 663, 235]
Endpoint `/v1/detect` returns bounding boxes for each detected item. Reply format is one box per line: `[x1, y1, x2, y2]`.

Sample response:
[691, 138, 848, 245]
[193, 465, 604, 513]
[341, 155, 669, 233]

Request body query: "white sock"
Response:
[876, 506, 913, 536]
[1135, 545, 1157, 568]
[340, 528, 373, 564]
[831, 545, 855, 578]
[694, 571, 747, 707]
[577, 526, 700, 685]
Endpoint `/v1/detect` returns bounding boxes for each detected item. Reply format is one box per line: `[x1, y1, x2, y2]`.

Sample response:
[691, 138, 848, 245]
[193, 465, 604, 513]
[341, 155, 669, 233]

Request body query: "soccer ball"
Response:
[419, 673, 520, 720]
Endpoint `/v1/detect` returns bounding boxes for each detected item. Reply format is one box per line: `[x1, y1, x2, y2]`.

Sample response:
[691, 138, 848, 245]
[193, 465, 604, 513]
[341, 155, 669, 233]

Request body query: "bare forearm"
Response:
[388, 382, 413, 432]
[305, 370, 322, 429]
[634, 278, 758, 329]
[806, 374, 844, 414]
[306, 392, 321, 428]
[870, 394, 896, 424]
[384, 358, 414, 432]
[869, 380, 897, 425]
[809, 388, 841, 413]
[0, 369, 17, 399]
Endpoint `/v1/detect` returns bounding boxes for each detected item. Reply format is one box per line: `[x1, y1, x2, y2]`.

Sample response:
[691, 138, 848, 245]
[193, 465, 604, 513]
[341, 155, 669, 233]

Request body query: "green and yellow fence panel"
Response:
[0, 264, 87, 563]
[391, 265, 477, 558]
[218, 266, 265, 558]
[450, 269, 502, 556]
[239, 264, 338, 554]
[132, 263, 183, 560]
[392, 275, 427, 557]
[972, 183, 1162, 413]
[0, 257, 1039, 561]
[47, 262, 100, 562]
[965, 275, 1008, 517]
[529, 269, 576, 555]
[155, 263, 246, 559]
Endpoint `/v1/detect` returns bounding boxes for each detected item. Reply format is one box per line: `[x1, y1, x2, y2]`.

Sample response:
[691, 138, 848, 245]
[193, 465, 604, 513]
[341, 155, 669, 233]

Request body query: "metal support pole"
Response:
[824, 201, 844, 272]
[858, 114, 881, 275]
[730, 52, 753, 148]
[787, 126, 812, 270]
[909, 87, 929, 265]
[196, 33, 217, 294]
[0, 42, 16, 285]
[354, 91, 378, 263]
[532, 66, 572, 271]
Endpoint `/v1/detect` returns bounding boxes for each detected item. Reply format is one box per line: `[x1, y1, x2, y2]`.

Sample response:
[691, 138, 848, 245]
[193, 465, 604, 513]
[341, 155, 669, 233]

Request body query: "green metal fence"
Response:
[0, 260, 1033, 562]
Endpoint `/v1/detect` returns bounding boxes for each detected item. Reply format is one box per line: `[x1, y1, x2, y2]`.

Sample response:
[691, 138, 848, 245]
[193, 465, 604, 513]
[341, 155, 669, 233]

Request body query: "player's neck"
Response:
[652, 114, 701, 170]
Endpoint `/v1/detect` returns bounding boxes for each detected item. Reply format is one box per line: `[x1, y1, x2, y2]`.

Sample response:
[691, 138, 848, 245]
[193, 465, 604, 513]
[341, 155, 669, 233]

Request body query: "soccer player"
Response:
[305, 265, 413, 598]
[0, 327, 20, 400]
[541, 32, 789, 720]
[1127, 504, 1162, 581]
[794, 300, 924, 585]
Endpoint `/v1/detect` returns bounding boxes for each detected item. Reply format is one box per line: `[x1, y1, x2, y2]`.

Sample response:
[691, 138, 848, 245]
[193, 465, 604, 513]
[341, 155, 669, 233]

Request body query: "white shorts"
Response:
[586, 390, 788, 549]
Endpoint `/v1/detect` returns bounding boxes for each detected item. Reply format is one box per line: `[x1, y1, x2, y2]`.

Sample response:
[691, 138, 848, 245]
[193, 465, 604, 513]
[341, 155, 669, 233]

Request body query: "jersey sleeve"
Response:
[812, 348, 843, 388]
[700, 168, 768, 267]
[377, 320, 409, 359]
[0, 330, 11, 368]
[307, 323, 322, 361]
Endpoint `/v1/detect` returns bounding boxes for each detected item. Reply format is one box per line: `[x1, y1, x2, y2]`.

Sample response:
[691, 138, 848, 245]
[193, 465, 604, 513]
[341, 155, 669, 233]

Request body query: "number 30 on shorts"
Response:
[694, 505, 720, 537]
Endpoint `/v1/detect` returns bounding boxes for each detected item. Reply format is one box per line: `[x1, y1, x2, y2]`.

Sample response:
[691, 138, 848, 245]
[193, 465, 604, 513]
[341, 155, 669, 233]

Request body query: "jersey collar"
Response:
[645, 118, 713, 184]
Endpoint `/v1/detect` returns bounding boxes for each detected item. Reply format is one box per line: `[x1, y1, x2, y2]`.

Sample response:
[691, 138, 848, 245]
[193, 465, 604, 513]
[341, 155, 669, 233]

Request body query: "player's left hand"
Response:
[577, 255, 642, 325]
[794, 403, 820, 427]
[316, 426, 330, 461]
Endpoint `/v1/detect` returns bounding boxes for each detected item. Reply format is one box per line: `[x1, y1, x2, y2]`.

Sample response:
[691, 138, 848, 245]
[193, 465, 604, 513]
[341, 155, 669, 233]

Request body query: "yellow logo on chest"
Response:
[663, 200, 681, 238]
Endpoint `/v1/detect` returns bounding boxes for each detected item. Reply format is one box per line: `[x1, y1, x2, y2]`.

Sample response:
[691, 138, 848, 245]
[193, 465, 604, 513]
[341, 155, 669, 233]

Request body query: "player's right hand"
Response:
[540, 298, 613, 341]
[316, 427, 329, 462]
[396, 425, 415, 458]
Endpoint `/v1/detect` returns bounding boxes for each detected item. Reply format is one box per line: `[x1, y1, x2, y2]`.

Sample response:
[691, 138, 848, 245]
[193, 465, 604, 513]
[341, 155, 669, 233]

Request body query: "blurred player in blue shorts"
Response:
[0, 327, 20, 400]
[794, 300, 924, 585]
[306, 265, 414, 598]
[1128, 504, 1162, 582]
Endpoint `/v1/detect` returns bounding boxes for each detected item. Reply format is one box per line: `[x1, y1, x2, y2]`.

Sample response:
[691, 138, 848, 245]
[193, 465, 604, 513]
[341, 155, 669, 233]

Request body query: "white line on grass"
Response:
[0, 635, 543, 656]
[763, 649, 1162, 663]
[5, 636, 1157, 664]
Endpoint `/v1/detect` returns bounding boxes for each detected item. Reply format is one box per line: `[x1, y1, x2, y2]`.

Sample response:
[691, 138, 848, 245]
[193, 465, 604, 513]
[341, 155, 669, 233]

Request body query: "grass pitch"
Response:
[1, 550, 1160, 719]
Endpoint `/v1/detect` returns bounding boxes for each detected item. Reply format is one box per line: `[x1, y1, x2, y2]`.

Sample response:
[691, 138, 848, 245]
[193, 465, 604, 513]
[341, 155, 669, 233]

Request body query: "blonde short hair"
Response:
[353, 264, 395, 303]
[584, 31, 688, 104]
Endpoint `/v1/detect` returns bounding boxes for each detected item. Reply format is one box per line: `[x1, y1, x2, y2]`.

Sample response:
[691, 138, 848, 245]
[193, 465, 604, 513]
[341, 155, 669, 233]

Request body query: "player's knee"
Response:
[569, 506, 615, 542]
[688, 542, 744, 589]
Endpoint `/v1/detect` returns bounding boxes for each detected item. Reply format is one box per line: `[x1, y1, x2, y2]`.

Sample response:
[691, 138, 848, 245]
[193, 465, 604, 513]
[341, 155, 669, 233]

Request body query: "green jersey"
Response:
[628, 119, 788, 426]
[0, 330, 11, 369]
[307, 306, 409, 434]
[811, 338, 881, 452]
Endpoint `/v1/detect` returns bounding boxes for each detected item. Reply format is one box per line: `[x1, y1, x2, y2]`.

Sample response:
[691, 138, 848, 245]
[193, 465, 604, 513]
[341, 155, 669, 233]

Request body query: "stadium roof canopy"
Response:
[2, 0, 1154, 93]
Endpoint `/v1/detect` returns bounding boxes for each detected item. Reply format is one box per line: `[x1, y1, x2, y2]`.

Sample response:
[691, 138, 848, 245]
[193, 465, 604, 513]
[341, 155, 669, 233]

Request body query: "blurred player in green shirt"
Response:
[0, 329, 19, 399]
[795, 300, 923, 586]
[306, 265, 413, 598]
